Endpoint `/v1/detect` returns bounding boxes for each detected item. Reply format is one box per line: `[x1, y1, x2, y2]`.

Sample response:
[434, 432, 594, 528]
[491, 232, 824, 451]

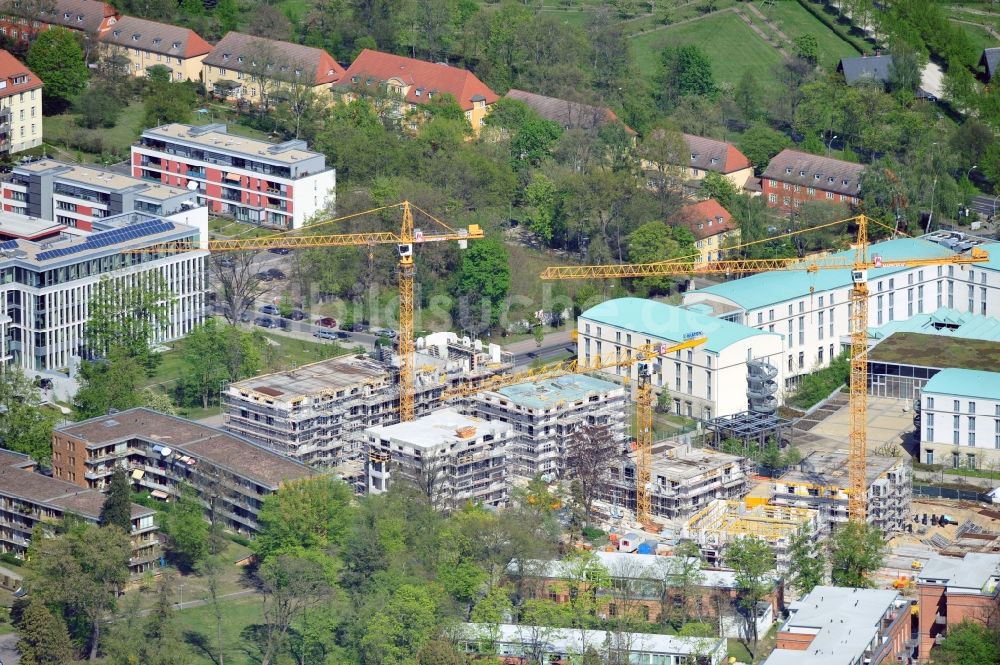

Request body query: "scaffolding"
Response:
[705, 411, 791, 451]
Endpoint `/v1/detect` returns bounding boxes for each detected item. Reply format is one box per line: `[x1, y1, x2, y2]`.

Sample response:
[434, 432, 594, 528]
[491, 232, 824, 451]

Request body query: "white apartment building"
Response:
[132, 123, 336, 229]
[920, 368, 1000, 470]
[1, 159, 207, 239]
[577, 298, 784, 419]
[684, 233, 1000, 390]
[467, 374, 626, 478]
[0, 50, 42, 155]
[366, 409, 514, 510]
[0, 212, 206, 371]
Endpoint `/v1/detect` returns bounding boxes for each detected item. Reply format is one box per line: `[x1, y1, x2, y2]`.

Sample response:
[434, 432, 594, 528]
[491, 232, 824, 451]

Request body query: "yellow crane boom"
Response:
[134, 200, 484, 421]
[445, 336, 707, 528]
[539, 215, 988, 523]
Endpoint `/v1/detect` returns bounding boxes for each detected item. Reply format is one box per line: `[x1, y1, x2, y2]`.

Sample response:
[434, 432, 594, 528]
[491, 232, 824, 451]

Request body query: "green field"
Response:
[175, 594, 264, 665]
[766, 0, 861, 67]
[632, 11, 786, 86]
[951, 19, 996, 51]
[43, 102, 147, 163]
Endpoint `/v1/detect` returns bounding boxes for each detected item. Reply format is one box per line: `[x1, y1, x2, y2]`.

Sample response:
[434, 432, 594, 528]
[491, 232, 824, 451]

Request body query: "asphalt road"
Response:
[0, 633, 19, 665]
[971, 195, 1000, 218]
[513, 339, 576, 368]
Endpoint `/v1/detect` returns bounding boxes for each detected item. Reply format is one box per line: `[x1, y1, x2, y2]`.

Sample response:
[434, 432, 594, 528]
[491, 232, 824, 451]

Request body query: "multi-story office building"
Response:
[366, 409, 514, 511]
[683, 233, 999, 390]
[2, 159, 206, 233]
[761, 149, 865, 211]
[0, 0, 118, 43]
[765, 587, 913, 665]
[223, 355, 445, 473]
[0, 448, 158, 574]
[919, 368, 1000, 470]
[202, 32, 344, 105]
[0, 50, 41, 155]
[917, 552, 1000, 661]
[0, 211, 206, 371]
[53, 408, 316, 534]
[99, 16, 211, 81]
[577, 298, 784, 419]
[771, 451, 912, 535]
[467, 374, 626, 478]
[132, 123, 336, 229]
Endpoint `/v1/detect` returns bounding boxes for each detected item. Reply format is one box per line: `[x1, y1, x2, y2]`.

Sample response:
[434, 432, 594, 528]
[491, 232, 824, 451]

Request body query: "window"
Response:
[954, 400, 960, 411]
[953, 430, 960, 445]
[769, 309, 774, 321]
[968, 454, 976, 470]
[757, 312, 763, 325]
[783, 196, 790, 206]
[826, 191, 834, 200]
[798, 352, 804, 369]
[953, 452, 960, 468]
[927, 397, 934, 409]
[768, 193, 777, 204]
[954, 415, 960, 429]
[818, 346, 824, 364]
[925, 449, 934, 465]
[969, 432, 977, 446]
[969, 416, 976, 431]
[970, 402, 976, 414]
[927, 413, 935, 427]
[788, 355, 793, 372]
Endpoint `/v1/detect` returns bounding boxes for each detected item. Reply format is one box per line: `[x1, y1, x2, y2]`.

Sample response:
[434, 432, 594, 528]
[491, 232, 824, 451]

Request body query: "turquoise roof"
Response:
[497, 374, 621, 409]
[869, 307, 1000, 342]
[580, 297, 777, 353]
[692, 238, 956, 311]
[922, 368, 1000, 401]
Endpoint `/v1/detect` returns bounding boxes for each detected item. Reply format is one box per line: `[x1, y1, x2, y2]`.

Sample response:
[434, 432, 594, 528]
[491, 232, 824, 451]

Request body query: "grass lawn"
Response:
[951, 19, 997, 52]
[727, 639, 753, 663]
[43, 102, 146, 163]
[766, 0, 861, 67]
[632, 11, 785, 87]
[174, 594, 263, 665]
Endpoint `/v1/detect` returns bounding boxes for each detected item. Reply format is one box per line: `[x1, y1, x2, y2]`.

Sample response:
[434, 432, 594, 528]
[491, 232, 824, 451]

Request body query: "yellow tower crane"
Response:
[539, 215, 988, 523]
[445, 336, 707, 529]
[139, 201, 483, 421]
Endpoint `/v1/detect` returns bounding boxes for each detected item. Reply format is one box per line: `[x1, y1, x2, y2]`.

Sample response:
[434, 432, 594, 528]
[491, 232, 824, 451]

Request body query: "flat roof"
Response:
[869, 307, 1000, 343]
[141, 123, 324, 166]
[57, 408, 315, 488]
[869, 332, 1000, 373]
[228, 355, 389, 401]
[15, 160, 195, 201]
[765, 586, 903, 665]
[778, 451, 903, 490]
[692, 237, 956, 311]
[922, 368, 1000, 402]
[919, 552, 1000, 590]
[650, 445, 745, 482]
[459, 623, 723, 657]
[366, 408, 512, 450]
[0, 212, 65, 240]
[581, 297, 777, 353]
[520, 551, 741, 589]
[494, 374, 622, 410]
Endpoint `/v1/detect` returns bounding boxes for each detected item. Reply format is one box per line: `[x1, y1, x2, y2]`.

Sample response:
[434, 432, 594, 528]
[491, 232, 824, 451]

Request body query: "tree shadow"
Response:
[183, 630, 220, 665]
[239, 623, 268, 664]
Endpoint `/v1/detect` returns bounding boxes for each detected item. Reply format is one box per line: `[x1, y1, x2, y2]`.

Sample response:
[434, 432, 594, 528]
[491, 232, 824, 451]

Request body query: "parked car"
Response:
[269, 247, 290, 255]
[256, 272, 272, 282]
[266, 268, 286, 280]
[260, 304, 280, 315]
[217, 257, 235, 268]
[313, 329, 342, 341]
[284, 309, 306, 321]
[276, 318, 290, 330]
[351, 323, 368, 332]
[239, 311, 253, 323]
[255, 317, 277, 328]
[316, 317, 337, 328]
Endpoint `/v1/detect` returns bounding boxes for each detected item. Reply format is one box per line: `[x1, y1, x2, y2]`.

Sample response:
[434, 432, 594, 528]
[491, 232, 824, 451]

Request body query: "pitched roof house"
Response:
[837, 54, 893, 84]
[2, 0, 118, 34]
[761, 149, 865, 211]
[674, 199, 737, 264]
[505, 88, 636, 135]
[981, 47, 1000, 81]
[99, 16, 212, 81]
[338, 49, 498, 132]
[203, 32, 345, 86]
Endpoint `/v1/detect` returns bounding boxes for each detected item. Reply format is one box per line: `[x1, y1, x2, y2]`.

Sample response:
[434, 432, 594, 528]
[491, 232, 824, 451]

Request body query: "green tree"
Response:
[733, 69, 763, 123]
[511, 118, 564, 168]
[758, 440, 784, 476]
[74, 84, 123, 129]
[655, 44, 716, 110]
[16, 597, 73, 665]
[830, 521, 885, 588]
[27, 28, 88, 111]
[888, 47, 922, 100]
[934, 620, 1000, 665]
[0, 366, 59, 463]
[254, 476, 354, 561]
[137, 576, 187, 665]
[86, 273, 174, 367]
[360, 584, 439, 665]
[26, 524, 131, 660]
[627, 222, 695, 295]
[73, 347, 149, 419]
[738, 123, 791, 172]
[214, 0, 239, 33]
[100, 467, 132, 532]
[524, 173, 560, 243]
[788, 525, 823, 594]
[455, 237, 511, 333]
[180, 320, 265, 409]
[793, 35, 818, 64]
[143, 79, 197, 127]
[160, 484, 209, 572]
[726, 535, 775, 657]
[258, 553, 334, 665]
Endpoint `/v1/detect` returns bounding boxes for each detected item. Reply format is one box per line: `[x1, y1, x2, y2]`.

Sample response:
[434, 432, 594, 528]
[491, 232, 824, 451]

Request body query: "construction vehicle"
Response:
[538, 214, 988, 523]
[446, 336, 707, 530]
[140, 201, 483, 422]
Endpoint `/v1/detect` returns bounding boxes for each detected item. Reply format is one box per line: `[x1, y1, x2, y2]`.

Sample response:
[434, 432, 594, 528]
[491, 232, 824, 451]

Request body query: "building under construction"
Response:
[602, 442, 753, 522]
[770, 451, 912, 535]
[681, 499, 820, 572]
[467, 374, 627, 479]
[222, 355, 444, 475]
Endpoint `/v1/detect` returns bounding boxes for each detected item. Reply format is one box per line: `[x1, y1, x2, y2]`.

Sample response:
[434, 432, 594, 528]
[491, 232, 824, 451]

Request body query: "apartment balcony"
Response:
[186, 167, 206, 178]
[265, 199, 288, 211]
[0, 110, 12, 130]
[140, 156, 161, 167]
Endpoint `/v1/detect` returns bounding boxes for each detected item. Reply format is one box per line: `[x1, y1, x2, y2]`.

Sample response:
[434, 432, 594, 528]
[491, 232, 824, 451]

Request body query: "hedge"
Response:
[796, 0, 870, 55]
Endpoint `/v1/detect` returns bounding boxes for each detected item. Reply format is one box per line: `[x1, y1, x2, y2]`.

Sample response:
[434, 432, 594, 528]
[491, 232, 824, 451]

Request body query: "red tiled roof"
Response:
[339, 49, 498, 111]
[683, 134, 751, 174]
[99, 16, 211, 58]
[0, 50, 41, 96]
[505, 89, 636, 135]
[674, 199, 735, 240]
[204, 32, 345, 84]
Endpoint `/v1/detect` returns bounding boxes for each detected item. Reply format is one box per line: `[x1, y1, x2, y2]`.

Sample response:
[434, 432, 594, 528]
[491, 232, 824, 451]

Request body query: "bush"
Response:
[582, 526, 605, 541]
[75, 86, 123, 129]
[227, 533, 252, 548]
[789, 352, 850, 409]
[796, 0, 869, 54]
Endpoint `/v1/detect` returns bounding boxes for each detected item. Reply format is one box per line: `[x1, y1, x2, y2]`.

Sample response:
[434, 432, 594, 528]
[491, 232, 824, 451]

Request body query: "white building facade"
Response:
[132, 123, 336, 229]
[577, 298, 784, 419]
[684, 233, 1000, 390]
[920, 368, 1000, 470]
[0, 212, 206, 371]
